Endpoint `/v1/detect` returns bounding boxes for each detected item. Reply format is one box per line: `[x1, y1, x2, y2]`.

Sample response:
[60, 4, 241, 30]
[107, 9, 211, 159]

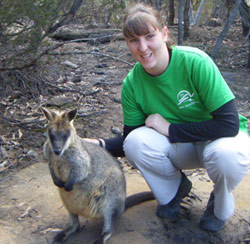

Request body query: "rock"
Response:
[46, 95, 76, 107]
[62, 61, 78, 69]
[111, 127, 122, 135]
[72, 76, 81, 83]
[26, 150, 38, 159]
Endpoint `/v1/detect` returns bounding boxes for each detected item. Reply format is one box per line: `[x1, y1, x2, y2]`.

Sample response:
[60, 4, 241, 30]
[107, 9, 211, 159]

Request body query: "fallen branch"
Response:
[44, 82, 102, 96]
[49, 50, 134, 67]
[77, 109, 108, 117]
[53, 33, 120, 44]
[52, 28, 122, 41]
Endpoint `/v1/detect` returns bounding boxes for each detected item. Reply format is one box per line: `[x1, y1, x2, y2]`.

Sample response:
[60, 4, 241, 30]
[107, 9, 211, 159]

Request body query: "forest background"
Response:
[0, 0, 250, 182]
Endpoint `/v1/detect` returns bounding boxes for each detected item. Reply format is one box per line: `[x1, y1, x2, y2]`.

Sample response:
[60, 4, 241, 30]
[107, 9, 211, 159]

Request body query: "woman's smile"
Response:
[141, 53, 152, 58]
[126, 25, 169, 76]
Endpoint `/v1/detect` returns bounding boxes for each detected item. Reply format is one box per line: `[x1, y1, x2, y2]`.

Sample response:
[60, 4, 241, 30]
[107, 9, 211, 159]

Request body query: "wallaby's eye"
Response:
[48, 129, 56, 141]
[63, 133, 68, 140]
[61, 130, 70, 141]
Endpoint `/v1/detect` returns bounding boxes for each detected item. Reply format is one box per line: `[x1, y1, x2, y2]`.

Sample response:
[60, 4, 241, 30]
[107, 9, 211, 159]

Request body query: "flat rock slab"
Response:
[0, 163, 249, 244]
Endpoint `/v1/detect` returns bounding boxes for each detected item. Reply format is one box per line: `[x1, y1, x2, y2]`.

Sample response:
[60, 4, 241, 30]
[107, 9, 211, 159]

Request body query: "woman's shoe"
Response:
[156, 172, 192, 220]
[199, 192, 226, 232]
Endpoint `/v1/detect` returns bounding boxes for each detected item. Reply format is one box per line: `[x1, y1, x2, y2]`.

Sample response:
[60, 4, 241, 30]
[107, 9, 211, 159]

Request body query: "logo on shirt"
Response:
[177, 90, 197, 109]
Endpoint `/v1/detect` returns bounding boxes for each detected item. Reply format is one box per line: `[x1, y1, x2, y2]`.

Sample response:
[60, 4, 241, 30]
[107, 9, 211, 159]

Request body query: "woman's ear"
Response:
[163, 26, 168, 41]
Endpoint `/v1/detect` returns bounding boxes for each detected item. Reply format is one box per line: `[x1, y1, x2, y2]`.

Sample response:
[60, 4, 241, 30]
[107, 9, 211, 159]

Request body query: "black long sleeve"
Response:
[169, 100, 239, 142]
[104, 136, 125, 157]
[104, 100, 239, 157]
[104, 125, 143, 157]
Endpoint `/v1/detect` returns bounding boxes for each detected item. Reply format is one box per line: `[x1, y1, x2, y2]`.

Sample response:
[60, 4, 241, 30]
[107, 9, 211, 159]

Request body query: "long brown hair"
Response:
[123, 3, 175, 49]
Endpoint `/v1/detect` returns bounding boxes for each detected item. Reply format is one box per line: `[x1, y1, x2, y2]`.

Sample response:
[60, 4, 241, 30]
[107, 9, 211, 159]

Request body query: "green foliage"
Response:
[76, 0, 126, 27]
[0, 0, 64, 69]
[0, 0, 129, 69]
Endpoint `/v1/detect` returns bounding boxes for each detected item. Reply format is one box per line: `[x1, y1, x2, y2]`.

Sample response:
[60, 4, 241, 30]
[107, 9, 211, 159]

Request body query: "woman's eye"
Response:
[129, 39, 137, 43]
[147, 34, 154, 39]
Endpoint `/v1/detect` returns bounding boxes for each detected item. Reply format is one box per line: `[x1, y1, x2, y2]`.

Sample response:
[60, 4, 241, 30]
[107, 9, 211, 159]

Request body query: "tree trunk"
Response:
[225, 0, 234, 18]
[239, 0, 250, 36]
[159, 0, 163, 10]
[168, 0, 175, 26]
[155, 0, 160, 11]
[47, 0, 84, 34]
[178, 0, 185, 45]
[191, 0, 206, 26]
[210, 1, 218, 18]
[248, 42, 250, 68]
[183, 0, 191, 40]
[212, 0, 242, 59]
[189, 1, 193, 24]
[155, 0, 163, 11]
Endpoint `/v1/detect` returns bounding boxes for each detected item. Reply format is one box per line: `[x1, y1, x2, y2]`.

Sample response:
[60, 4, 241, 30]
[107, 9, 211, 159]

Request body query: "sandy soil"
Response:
[0, 161, 250, 244]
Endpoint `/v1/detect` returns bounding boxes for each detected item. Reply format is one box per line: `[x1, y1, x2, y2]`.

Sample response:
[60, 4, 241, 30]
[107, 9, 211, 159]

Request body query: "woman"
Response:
[87, 3, 250, 232]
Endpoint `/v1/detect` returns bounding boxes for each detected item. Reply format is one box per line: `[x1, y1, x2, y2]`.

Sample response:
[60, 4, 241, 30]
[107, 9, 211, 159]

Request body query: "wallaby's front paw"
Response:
[64, 182, 74, 191]
[54, 179, 65, 188]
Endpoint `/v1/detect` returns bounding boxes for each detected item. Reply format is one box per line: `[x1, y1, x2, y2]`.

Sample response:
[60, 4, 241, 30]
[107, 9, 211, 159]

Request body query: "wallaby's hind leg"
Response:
[93, 206, 123, 244]
[92, 211, 116, 244]
[53, 212, 80, 244]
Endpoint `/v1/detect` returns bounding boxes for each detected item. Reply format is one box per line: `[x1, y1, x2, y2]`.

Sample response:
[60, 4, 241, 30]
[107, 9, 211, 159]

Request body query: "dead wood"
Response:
[44, 82, 101, 96]
[52, 29, 123, 44]
[49, 50, 134, 67]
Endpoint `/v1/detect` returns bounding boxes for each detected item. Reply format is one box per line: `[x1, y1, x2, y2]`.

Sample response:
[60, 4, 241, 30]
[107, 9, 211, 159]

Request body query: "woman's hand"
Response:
[145, 113, 170, 136]
[83, 138, 106, 148]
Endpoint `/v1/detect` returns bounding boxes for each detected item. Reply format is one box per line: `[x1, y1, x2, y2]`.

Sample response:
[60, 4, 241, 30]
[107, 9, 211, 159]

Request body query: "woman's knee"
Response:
[203, 139, 249, 184]
[123, 126, 170, 165]
[123, 127, 145, 163]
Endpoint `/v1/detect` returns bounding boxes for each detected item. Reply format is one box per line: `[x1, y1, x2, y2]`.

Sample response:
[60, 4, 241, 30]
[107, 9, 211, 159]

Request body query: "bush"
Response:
[0, 0, 75, 70]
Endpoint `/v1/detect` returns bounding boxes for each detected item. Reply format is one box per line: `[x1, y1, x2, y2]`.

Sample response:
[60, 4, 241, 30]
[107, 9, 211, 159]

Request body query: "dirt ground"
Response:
[0, 21, 250, 244]
[0, 162, 250, 244]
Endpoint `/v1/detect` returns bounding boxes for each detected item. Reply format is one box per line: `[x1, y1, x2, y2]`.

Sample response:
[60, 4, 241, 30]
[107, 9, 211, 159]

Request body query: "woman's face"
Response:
[126, 24, 169, 76]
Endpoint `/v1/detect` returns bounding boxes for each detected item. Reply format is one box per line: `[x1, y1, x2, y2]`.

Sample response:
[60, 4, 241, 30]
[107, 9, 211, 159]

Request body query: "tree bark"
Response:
[183, 0, 191, 40]
[212, 0, 242, 59]
[155, 0, 160, 11]
[239, 0, 250, 36]
[168, 0, 175, 26]
[248, 42, 250, 68]
[191, 0, 206, 26]
[155, 0, 163, 11]
[52, 29, 122, 43]
[178, 0, 185, 45]
[47, 0, 84, 34]
[210, 0, 218, 18]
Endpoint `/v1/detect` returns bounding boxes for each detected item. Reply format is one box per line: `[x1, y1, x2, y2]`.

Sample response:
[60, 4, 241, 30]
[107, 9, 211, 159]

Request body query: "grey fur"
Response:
[41, 107, 154, 244]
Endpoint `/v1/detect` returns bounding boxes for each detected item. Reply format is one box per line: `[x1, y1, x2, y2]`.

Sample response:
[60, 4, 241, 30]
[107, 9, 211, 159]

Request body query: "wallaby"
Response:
[41, 107, 154, 244]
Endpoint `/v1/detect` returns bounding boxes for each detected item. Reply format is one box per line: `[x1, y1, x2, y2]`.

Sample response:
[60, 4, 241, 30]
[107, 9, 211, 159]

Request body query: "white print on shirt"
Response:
[177, 90, 198, 109]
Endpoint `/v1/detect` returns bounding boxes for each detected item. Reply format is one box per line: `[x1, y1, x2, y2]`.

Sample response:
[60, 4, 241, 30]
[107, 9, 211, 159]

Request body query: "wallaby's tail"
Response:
[125, 191, 155, 210]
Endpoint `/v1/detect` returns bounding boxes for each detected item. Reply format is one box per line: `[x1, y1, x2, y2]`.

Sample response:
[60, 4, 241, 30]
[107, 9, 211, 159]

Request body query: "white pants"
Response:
[123, 126, 250, 221]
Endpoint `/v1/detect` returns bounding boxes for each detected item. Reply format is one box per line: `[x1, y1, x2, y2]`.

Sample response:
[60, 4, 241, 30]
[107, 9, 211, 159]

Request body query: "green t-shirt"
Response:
[121, 46, 248, 134]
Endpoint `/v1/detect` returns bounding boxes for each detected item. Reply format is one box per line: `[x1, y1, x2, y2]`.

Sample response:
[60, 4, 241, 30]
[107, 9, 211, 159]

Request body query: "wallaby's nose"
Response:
[54, 150, 62, 155]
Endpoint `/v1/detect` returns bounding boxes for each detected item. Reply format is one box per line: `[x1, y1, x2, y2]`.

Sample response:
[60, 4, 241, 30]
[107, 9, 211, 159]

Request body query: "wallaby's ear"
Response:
[67, 109, 77, 122]
[41, 107, 56, 121]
